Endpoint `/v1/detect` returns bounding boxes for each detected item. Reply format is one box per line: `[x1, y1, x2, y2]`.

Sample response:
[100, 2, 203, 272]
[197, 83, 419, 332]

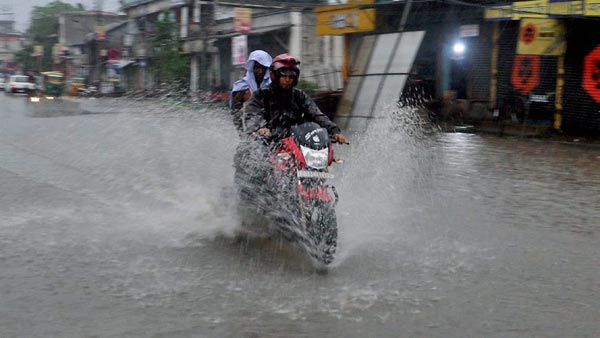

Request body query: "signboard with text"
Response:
[512, 55, 541, 95]
[517, 18, 566, 55]
[485, 0, 598, 20]
[232, 35, 247, 66]
[582, 45, 600, 102]
[234, 8, 251, 33]
[314, 0, 375, 35]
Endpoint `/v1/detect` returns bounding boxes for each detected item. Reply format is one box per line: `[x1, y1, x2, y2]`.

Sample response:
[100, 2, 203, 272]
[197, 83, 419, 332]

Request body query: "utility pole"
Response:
[94, 0, 104, 89]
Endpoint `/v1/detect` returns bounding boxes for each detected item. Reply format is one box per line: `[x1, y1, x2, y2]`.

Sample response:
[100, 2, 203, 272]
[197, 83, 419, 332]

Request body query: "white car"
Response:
[0, 77, 5, 91]
[7, 75, 36, 94]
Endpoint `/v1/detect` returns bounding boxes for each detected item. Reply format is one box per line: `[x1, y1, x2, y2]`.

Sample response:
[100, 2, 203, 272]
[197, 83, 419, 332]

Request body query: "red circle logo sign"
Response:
[511, 55, 540, 95]
[520, 23, 537, 45]
[582, 45, 600, 103]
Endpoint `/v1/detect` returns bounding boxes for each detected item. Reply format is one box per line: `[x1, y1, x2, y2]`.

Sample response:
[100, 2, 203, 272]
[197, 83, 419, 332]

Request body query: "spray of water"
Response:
[333, 90, 440, 264]
[68, 93, 440, 268]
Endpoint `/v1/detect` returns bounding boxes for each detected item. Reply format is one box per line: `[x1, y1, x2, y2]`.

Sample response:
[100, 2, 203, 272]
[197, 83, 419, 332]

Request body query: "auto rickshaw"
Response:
[41, 71, 65, 97]
[68, 76, 86, 96]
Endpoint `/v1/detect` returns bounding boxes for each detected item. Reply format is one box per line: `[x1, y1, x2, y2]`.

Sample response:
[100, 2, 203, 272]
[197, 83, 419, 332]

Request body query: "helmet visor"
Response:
[278, 69, 297, 77]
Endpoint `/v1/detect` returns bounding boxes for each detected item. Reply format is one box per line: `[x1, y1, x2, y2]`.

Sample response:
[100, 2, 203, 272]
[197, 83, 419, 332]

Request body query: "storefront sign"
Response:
[517, 18, 566, 55]
[234, 8, 251, 34]
[485, 4, 513, 20]
[459, 24, 479, 37]
[512, 0, 549, 19]
[585, 0, 600, 15]
[232, 35, 247, 66]
[582, 45, 600, 102]
[512, 55, 540, 95]
[485, 0, 589, 20]
[314, 0, 375, 35]
[32, 45, 44, 57]
[550, 0, 583, 16]
[96, 25, 105, 41]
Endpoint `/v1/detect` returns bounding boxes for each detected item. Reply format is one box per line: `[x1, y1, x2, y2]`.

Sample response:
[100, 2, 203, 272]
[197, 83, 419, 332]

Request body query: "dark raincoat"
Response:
[244, 85, 341, 137]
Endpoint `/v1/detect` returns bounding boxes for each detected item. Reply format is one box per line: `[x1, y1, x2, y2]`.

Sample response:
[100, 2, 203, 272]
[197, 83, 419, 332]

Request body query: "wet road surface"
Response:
[1, 93, 598, 337]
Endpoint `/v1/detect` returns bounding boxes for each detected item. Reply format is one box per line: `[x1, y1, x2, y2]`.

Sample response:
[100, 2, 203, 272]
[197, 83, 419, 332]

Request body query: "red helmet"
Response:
[270, 53, 301, 86]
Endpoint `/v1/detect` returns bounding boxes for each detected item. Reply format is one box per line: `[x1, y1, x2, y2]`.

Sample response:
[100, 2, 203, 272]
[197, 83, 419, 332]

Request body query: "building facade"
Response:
[121, 0, 342, 95]
[0, 19, 23, 75]
[58, 12, 127, 86]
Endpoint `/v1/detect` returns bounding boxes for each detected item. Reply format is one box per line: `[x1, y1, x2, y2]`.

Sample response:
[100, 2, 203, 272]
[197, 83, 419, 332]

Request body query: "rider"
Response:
[244, 53, 347, 144]
[230, 50, 272, 133]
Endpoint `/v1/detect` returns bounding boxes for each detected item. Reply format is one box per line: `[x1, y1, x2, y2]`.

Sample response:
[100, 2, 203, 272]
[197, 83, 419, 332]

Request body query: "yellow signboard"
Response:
[485, 0, 589, 20]
[585, 0, 600, 15]
[485, 5, 513, 20]
[96, 25, 105, 41]
[550, 0, 583, 15]
[512, 0, 549, 19]
[517, 18, 566, 55]
[314, 0, 375, 35]
[234, 8, 252, 33]
[32, 45, 44, 57]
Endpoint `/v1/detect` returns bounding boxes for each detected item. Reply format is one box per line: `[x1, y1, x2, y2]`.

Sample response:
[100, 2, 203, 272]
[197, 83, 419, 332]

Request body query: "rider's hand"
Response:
[242, 89, 252, 102]
[257, 127, 271, 138]
[332, 133, 347, 144]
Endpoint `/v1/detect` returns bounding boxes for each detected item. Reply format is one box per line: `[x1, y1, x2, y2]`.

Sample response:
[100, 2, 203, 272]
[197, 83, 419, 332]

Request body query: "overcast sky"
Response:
[1, 0, 122, 32]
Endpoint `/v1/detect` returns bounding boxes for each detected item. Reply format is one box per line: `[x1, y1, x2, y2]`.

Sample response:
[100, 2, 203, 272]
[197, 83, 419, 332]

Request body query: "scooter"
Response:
[77, 85, 98, 97]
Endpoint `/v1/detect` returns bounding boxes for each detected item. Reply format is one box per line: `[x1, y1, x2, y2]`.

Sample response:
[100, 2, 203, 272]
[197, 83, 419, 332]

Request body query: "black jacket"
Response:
[244, 85, 341, 136]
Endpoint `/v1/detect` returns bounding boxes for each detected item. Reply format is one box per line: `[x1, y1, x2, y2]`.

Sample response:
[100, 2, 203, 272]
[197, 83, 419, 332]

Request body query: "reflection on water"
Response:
[436, 133, 600, 236]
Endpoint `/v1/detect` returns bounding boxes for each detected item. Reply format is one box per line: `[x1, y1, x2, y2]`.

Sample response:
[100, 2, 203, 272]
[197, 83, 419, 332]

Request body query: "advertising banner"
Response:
[486, 0, 591, 20]
[517, 18, 566, 55]
[584, 0, 600, 15]
[512, 55, 541, 95]
[234, 8, 251, 34]
[550, 0, 583, 16]
[314, 0, 375, 35]
[32, 45, 44, 57]
[512, 0, 549, 19]
[232, 35, 247, 66]
[582, 45, 600, 102]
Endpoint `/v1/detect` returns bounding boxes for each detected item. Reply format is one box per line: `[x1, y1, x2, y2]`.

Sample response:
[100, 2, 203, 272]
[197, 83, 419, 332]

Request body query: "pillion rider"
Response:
[243, 53, 347, 144]
[230, 50, 272, 134]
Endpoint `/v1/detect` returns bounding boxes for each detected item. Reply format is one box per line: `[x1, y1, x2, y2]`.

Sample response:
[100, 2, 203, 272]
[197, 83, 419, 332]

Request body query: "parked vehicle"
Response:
[67, 76, 86, 96]
[0, 77, 5, 91]
[77, 85, 98, 97]
[7, 75, 36, 94]
[41, 71, 65, 97]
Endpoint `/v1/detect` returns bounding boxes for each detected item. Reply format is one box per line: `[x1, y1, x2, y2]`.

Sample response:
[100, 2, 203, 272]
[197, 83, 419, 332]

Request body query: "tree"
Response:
[151, 15, 190, 90]
[15, 1, 84, 71]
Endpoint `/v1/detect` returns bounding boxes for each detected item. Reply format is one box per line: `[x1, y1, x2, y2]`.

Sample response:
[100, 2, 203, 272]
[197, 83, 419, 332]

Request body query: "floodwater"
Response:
[0, 93, 598, 338]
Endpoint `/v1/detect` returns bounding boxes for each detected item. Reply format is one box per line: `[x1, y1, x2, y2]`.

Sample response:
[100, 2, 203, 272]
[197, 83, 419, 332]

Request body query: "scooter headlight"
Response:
[300, 145, 329, 170]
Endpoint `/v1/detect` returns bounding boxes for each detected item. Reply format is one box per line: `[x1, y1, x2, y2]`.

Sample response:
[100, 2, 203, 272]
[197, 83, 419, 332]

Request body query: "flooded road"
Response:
[1, 93, 598, 337]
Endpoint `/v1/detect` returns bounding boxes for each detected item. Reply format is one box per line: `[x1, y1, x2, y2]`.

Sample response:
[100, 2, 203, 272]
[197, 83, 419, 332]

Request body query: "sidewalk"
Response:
[449, 120, 600, 146]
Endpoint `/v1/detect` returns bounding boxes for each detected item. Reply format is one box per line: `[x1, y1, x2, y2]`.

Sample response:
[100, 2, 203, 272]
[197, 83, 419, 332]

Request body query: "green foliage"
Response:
[297, 79, 320, 96]
[151, 15, 189, 89]
[14, 46, 35, 71]
[27, 1, 83, 42]
[15, 1, 83, 71]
